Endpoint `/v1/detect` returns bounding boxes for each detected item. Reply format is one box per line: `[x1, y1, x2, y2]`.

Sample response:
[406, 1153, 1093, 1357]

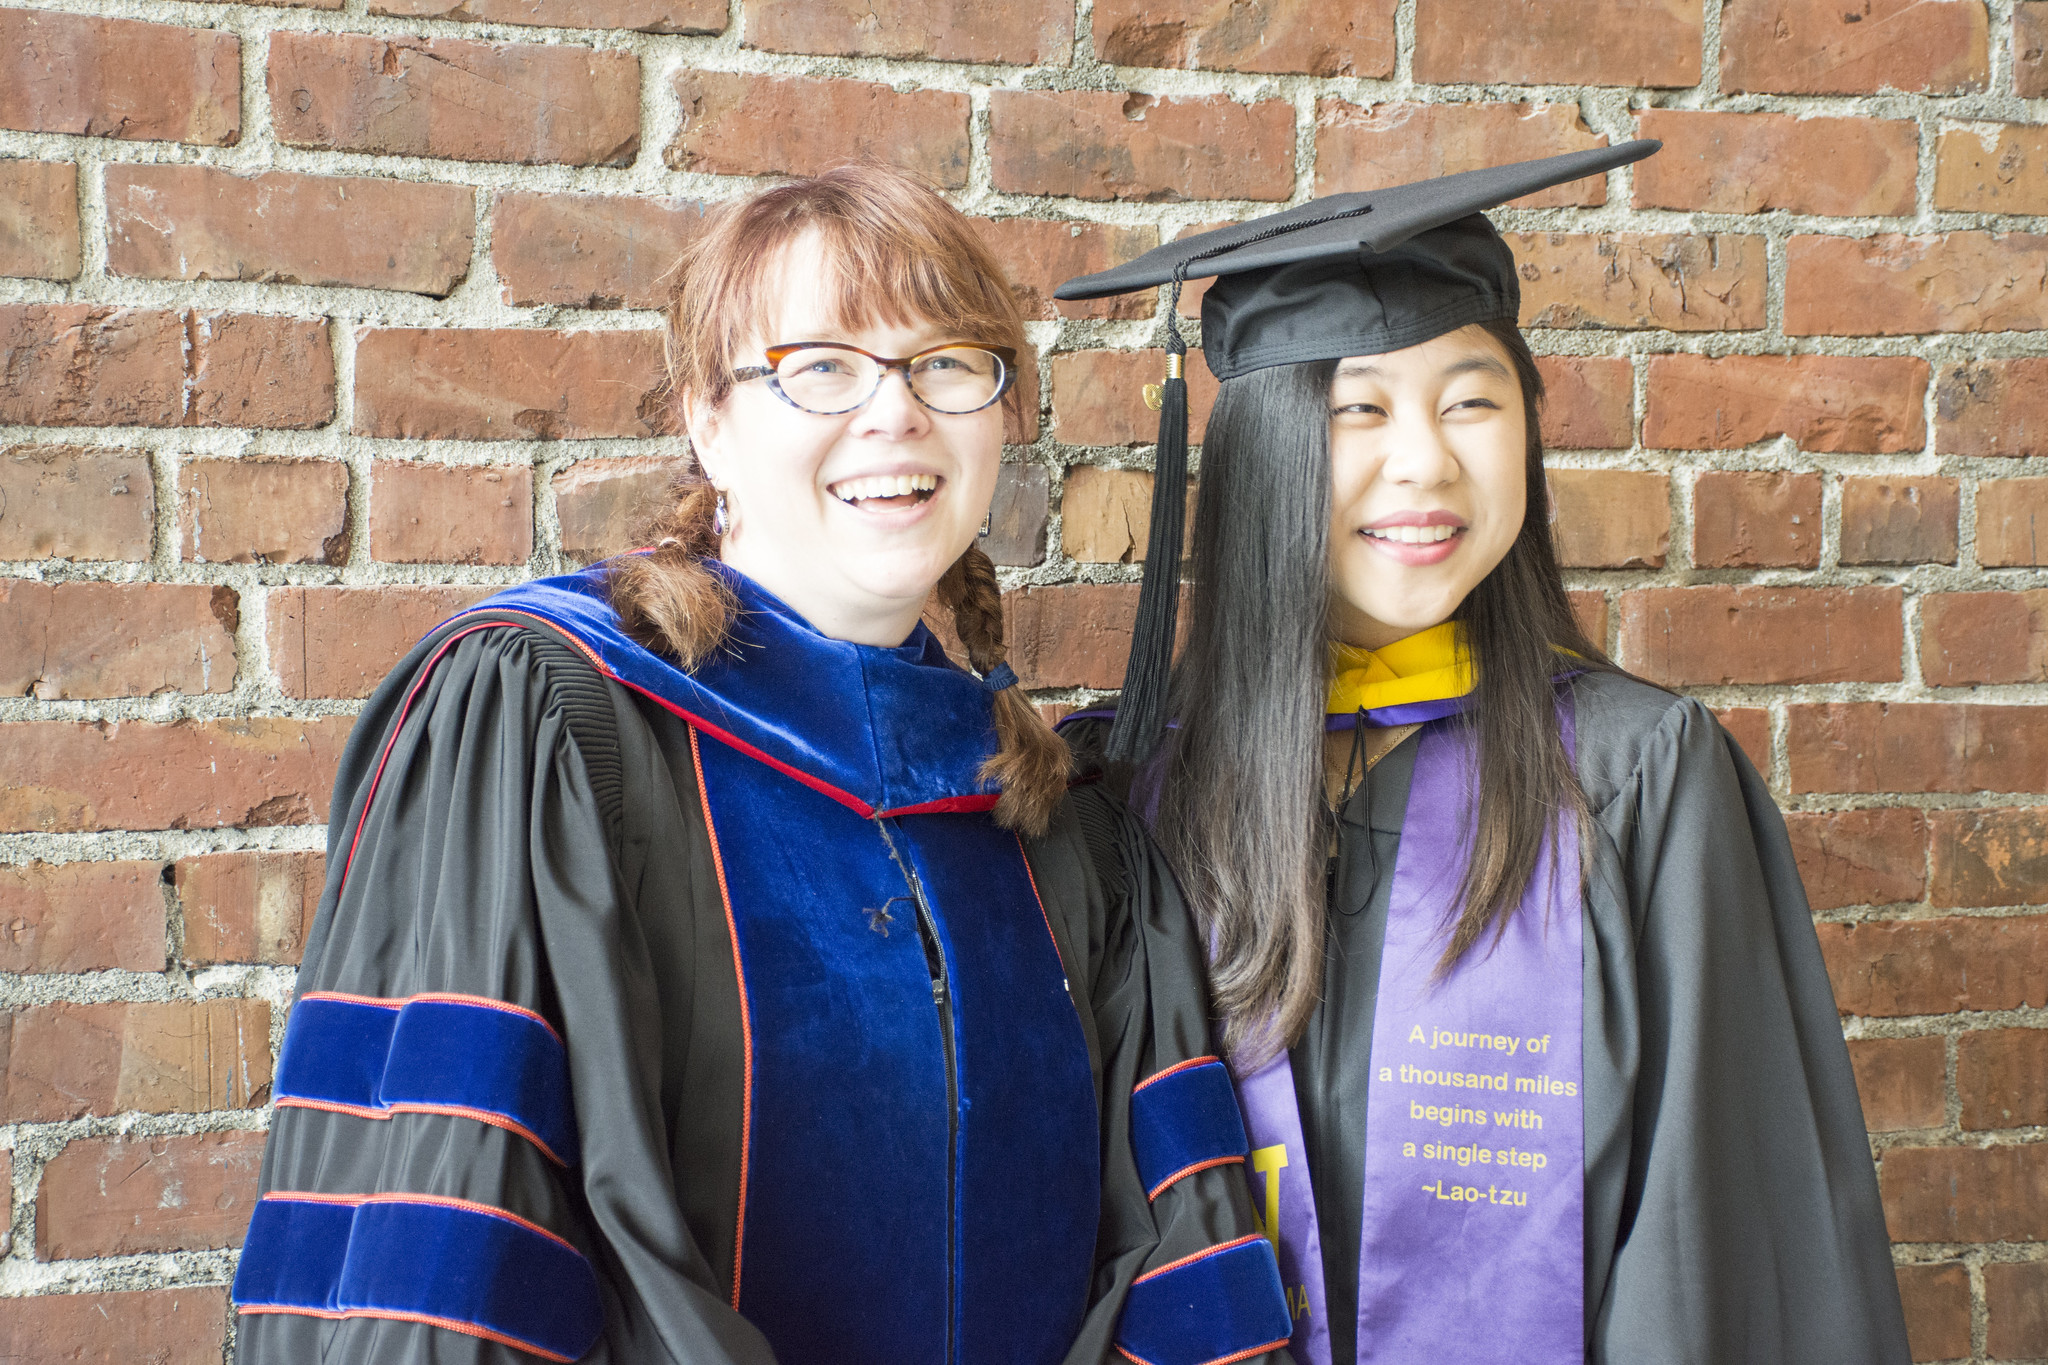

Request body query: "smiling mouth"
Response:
[829, 473, 940, 510]
[1362, 524, 1462, 543]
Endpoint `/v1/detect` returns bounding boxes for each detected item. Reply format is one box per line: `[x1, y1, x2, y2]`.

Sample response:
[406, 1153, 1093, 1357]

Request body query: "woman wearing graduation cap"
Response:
[1056, 144, 1911, 1365]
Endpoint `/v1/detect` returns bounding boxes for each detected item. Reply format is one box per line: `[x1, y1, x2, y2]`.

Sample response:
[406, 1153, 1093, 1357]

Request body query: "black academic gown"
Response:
[1073, 669, 1911, 1365]
[232, 566, 1288, 1365]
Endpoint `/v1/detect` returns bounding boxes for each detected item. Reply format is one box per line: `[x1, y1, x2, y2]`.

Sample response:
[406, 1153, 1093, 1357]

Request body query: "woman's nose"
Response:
[1379, 415, 1460, 489]
[853, 368, 930, 437]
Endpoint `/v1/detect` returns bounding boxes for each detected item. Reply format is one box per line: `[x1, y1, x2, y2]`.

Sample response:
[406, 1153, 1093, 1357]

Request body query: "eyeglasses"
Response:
[733, 342, 1017, 416]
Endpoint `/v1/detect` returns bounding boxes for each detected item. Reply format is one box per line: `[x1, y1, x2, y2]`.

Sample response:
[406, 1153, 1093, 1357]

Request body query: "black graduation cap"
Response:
[1054, 140, 1662, 762]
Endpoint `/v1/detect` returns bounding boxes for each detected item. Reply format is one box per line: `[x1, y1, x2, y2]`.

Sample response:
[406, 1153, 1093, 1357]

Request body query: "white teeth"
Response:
[831, 473, 939, 503]
[1364, 523, 1459, 543]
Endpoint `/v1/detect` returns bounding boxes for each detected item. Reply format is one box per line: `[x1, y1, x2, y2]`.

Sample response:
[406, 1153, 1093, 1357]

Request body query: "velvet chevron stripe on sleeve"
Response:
[1114, 1235, 1293, 1365]
[1130, 1057, 1251, 1200]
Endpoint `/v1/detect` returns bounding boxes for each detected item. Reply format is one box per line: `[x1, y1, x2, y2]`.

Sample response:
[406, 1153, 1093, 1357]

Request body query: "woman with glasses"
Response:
[229, 165, 1291, 1365]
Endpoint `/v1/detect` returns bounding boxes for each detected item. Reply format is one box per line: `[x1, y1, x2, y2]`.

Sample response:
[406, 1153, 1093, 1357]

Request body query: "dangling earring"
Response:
[978, 508, 991, 538]
[713, 491, 729, 536]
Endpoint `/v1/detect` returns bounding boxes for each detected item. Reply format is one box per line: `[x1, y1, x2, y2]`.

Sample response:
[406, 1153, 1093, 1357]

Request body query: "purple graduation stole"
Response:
[1237, 700, 1583, 1365]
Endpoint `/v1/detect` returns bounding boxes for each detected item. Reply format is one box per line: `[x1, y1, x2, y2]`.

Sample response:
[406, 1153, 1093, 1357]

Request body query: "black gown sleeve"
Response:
[1589, 694, 1910, 1364]
[237, 621, 779, 1365]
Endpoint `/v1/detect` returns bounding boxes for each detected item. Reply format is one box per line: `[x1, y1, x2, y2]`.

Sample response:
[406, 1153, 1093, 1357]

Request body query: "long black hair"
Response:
[1154, 318, 1614, 1063]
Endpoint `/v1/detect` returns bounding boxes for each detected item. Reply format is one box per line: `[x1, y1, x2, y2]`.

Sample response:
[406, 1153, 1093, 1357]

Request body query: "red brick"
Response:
[270, 32, 638, 167]
[1619, 586, 1903, 685]
[0, 11, 240, 145]
[1006, 346, 1043, 446]
[1005, 582, 1142, 690]
[181, 457, 348, 565]
[1052, 349, 1220, 447]
[1317, 101, 1608, 207]
[1633, 109, 1918, 216]
[1987, 1260, 2048, 1359]
[1723, 0, 1989, 94]
[974, 218, 1162, 322]
[1510, 233, 1766, 332]
[667, 71, 969, 188]
[1546, 470, 1669, 569]
[1645, 354, 1927, 453]
[1938, 359, 2048, 458]
[371, 462, 533, 565]
[267, 585, 491, 699]
[354, 328, 661, 441]
[0, 581, 237, 700]
[373, 0, 722, 31]
[0, 1288, 229, 1365]
[1882, 1143, 2048, 1243]
[2, 1001, 271, 1121]
[1935, 124, 2048, 215]
[1692, 472, 1823, 569]
[107, 165, 473, 297]
[745, 0, 1071, 63]
[553, 456, 688, 562]
[0, 158, 80, 280]
[1713, 706, 1771, 774]
[1570, 590, 1610, 649]
[1921, 591, 2048, 686]
[1787, 233, 2048, 336]
[1841, 477, 1959, 566]
[1788, 703, 2048, 796]
[1413, 0, 1703, 86]
[1819, 913, 2048, 1015]
[1932, 809, 2048, 909]
[1095, 0, 1393, 74]
[175, 851, 324, 966]
[2021, 2, 2048, 96]
[1061, 466, 1197, 564]
[0, 305, 334, 430]
[1784, 808, 1928, 910]
[0, 861, 165, 974]
[1978, 480, 2048, 567]
[0, 447, 155, 561]
[1958, 1028, 2048, 1130]
[493, 192, 705, 311]
[989, 90, 1295, 202]
[1896, 1263, 1973, 1363]
[986, 463, 1051, 569]
[0, 717, 352, 833]
[1846, 1036, 1947, 1131]
[1535, 356, 1633, 450]
[38, 1130, 265, 1259]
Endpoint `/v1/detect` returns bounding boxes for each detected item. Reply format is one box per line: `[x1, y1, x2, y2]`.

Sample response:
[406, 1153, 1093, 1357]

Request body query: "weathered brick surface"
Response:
[1819, 914, 2048, 1015]
[0, 581, 238, 699]
[354, 328, 662, 441]
[1786, 234, 2048, 336]
[2022, 2, 2048, 95]
[1976, 480, 2048, 567]
[1935, 123, 2048, 215]
[1721, 0, 1989, 94]
[1937, 359, 2048, 459]
[668, 71, 970, 188]
[1882, 1144, 2048, 1244]
[1692, 471, 1823, 569]
[1006, 582, 1141, 690]
[373, 0, 723, 32]
[989, 90, 1296, 202]
[37, 1130, 266, 1258]
[1059, 466, 1194, 564]
[1619, 587, 1903, 685]
[0, 157, 80, 280]
[0, 10, 240, 145]
[1841, 477, 1959, 566]
[0, 860, 165, 974]
[1633, 110, 1917, 216]
[1412, 0, 1703, 87]
[270, 32, 639, 166]
[1921, 591, 2048, 686]
[553, 456, 688, 562]
[985, 463, 1051, 568]
[1570, 590, 1610, 650]
[175, 850, 324, 965]
[107, 165, 474, 296]
[1534, 356, 1633, 450]
[1644, 354, 1927, 453]
[1986, 1261, 2048, 1359]
[0, 447, 155, 561]
[1547, 470, 1669, 569]
[746, 0, 1072, 63]
[1957, 1029, 2048, 1130]
[0, 1288, 230, 1365]
[975, 218, 1161, 321]
[1051, 349, 1220, 447]
[2, 1001, 271, 1121]
[181, 457, 349, 565]
[1094, 0, 1394, 74]
[1787, 703, 2048, 795]
[370, 462, 534, 565]
[494, 192, 705, 311]
[1784, 808, 1928, 909]
[1846, 1036, 1946, 1131]
[268, 584, 490, 698]
[1930, 808, 2048, 908]
[1509, 233, 1767, 332]
[0, 717, 352, 833]
[1897, 1263, 1973, 1363]
[1713, 706, 1771, 774]
[1315, 101, 1608, 207]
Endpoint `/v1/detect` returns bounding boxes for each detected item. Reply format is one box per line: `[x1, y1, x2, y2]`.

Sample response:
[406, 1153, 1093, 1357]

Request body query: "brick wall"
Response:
[0, 0, 2044, 1359]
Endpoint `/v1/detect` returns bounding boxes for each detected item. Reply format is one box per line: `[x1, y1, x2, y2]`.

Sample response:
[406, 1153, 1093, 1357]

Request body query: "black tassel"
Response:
[1105, 357, 1188, 764]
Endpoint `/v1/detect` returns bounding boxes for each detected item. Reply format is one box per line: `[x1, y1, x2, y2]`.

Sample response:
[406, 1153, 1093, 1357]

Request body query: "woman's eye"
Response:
[800, 358, 853, 376]
[1332, 403, 1387, 417]
[1445, 398, 1500, 415]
